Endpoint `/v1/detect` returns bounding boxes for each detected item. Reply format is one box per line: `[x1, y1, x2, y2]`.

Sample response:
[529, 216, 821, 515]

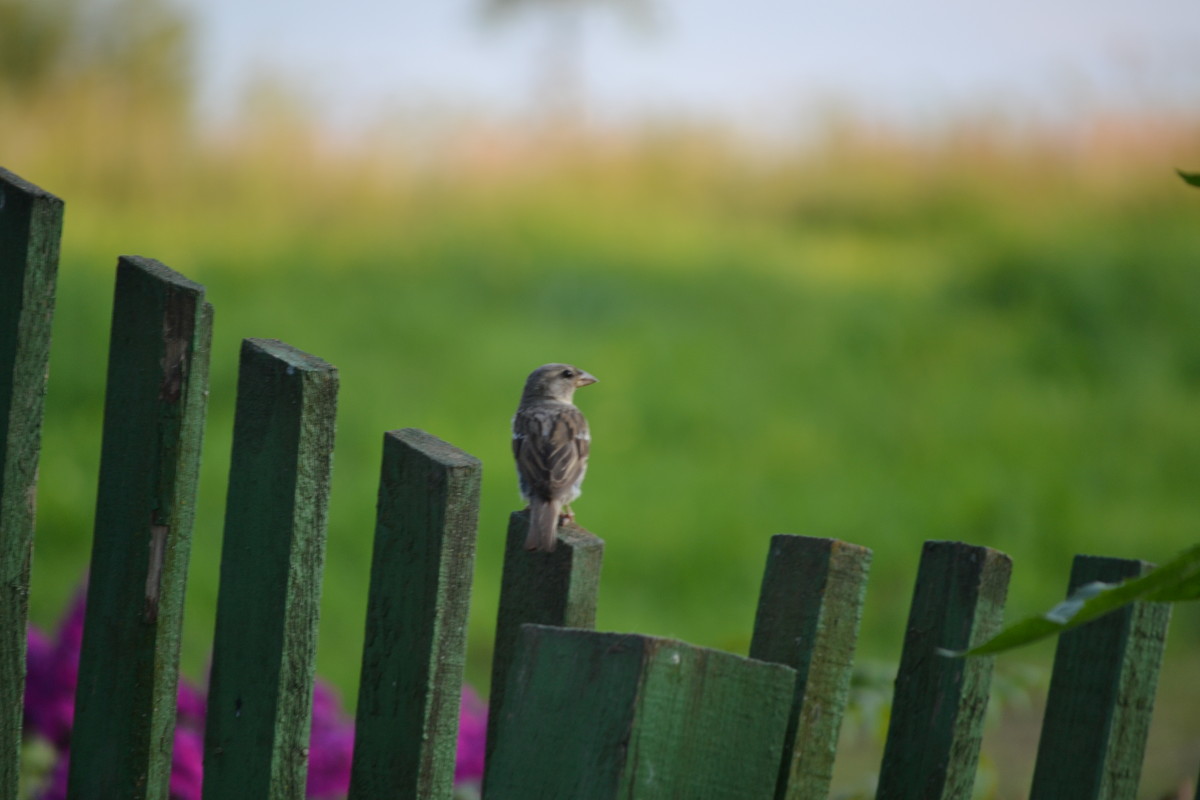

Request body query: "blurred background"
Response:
[4, 0, 1199, 796]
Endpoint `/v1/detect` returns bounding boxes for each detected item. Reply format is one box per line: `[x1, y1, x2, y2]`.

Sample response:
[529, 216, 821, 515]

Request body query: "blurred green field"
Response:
[8, 95, 1200, 794]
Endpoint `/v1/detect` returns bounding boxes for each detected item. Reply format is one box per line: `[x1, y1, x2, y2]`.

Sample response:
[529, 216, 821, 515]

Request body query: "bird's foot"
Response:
[559, 506, 576, 526]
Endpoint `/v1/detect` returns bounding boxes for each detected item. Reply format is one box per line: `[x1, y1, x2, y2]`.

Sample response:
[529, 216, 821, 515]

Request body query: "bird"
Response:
[512, 363, 597, 552]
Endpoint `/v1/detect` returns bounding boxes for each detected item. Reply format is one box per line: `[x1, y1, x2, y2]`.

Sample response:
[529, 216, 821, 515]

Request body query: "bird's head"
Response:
[522, 363, 598, 403]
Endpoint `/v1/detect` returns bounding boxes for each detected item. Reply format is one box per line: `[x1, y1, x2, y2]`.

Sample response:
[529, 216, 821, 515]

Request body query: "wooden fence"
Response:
[0, 166, 1191, 799]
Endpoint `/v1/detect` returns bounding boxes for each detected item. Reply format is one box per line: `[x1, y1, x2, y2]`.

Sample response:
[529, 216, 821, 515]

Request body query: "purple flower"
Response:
[170, 725, 204, 800]
[306, 682, 355, 799]
[24, 590, 86, 749]
[25, 584, 489, 799]
[176, 681, 206, 730]
[455, 686, 487, 785]
[170, 678, 206, 800]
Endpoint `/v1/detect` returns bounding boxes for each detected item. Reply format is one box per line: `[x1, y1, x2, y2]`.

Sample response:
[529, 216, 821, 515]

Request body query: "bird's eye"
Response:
[561, 369, 574, 378]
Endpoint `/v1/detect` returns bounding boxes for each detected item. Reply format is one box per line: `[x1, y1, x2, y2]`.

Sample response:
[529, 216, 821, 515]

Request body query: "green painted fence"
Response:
[70, 257, 213, 800]
[0, 168, 62, 799]
[0, 167, 1193, 800]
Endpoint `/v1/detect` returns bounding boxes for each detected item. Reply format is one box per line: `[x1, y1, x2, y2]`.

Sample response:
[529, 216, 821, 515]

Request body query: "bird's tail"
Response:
[525, 499, 561, 553]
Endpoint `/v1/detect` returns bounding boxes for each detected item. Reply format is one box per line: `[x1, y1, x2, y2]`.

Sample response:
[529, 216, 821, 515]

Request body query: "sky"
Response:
[184, 0, 1199, 134]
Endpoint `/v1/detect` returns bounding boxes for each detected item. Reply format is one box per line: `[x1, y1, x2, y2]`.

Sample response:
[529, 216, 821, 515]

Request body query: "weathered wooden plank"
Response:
[66, 257, 212, 800]
[0, 168, 62, 800]
[202, 339, 338, 800]
[876, 541, 1012, 800]
[348, 428, 481, 800]
[749, 535, 872, 800]
[1028, 555, 1171, 800]
[483, 511, 604, 787]
[485, 625, 796, 799]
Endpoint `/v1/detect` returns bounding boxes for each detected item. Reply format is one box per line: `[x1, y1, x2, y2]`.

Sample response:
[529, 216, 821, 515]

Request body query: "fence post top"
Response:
[241, 337, 338, 374]
[0, 166, 65, 205]
[386, 428, 482, 470]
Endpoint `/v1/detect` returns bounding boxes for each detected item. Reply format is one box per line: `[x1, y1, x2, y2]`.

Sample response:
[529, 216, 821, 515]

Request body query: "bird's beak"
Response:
[576, 371, 598, 387]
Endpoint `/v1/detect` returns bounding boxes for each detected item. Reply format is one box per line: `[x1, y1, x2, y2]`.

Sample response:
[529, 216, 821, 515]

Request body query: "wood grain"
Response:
[483, 509, 604, 791]
[68, 257, 211, 800]
[750, 535, 872, 800]
[349, 429, 481, 800]
[876, 540, 1012, 800]
[486, 625, 796, 799]
[0, 168, 62, 800]
[1028, 555, 1171, 800]
[202, 339, 338, 800]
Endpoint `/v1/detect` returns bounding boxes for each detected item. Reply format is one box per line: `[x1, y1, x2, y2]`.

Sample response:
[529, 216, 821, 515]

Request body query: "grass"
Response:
[7, 95, 1200, 794]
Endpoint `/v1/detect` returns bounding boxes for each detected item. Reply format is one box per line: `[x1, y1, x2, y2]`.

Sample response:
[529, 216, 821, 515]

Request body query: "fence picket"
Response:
[67, 257, 212, 800]
[1028, 555, 1171, 800]
[0, 168, 63, 800]
[483, 512, 604, 788]
[750, 535, 872, 800]
[202, 339, 338, 800]
[348, 428, 481, 800]
[485, 625, 796, 799]
[876, 541, 1012, 800]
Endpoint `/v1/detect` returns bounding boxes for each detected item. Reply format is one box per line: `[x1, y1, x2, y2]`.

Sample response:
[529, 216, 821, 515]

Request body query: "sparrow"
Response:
[512, 363, 597, 552]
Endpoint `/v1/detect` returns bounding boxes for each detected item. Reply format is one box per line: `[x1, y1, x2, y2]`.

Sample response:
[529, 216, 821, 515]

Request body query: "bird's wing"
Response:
[514, 403, 589, 501]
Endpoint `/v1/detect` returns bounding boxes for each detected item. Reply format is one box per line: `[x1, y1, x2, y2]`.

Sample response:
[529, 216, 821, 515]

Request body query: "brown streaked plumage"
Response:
[512, 363, 597, 552]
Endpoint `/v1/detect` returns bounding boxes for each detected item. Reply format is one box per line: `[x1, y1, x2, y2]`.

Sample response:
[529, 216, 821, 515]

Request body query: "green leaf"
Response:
[943, 543, 1200, 657]
[1178, 169, 1200, 187]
